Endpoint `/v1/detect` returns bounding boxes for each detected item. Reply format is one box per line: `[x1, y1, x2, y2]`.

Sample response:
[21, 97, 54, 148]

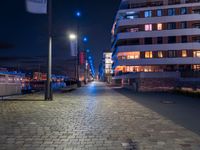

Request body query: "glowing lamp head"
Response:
[69, 33, 77, 40]
[83, 36, 88, 43]
[75, 11, 81, 17]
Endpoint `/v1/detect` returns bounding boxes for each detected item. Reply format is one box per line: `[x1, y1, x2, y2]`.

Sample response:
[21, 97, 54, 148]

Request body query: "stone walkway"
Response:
[0, 81, 200, 150]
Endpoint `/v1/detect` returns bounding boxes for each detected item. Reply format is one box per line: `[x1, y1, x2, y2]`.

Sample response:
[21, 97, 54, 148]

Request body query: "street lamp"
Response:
[68, 33, 78, 82]
[82, 36, 89, 84]
[75, 11, 81, 17]
[83, 36, 88, 43]
[69, 33, 77, 40]
[74, 10, 82, 87]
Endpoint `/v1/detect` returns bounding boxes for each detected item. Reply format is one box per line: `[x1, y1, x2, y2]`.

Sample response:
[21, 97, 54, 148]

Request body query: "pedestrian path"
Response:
[0, 81, 200, 150]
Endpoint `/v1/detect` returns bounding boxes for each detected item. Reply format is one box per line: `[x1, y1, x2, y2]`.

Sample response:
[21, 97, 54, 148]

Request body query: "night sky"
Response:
[0, 0, 120, 75]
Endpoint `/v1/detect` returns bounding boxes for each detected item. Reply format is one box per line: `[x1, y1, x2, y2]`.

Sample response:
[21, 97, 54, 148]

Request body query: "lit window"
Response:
[126, 66, 130, 72]
[144, 10, 152, 17]
[182, 50, 187, 57]
[157, 23, 162, 30]
[128, 52, 140, 59]
[158, 51, 163, 58]
[130, 66, 133, 72]
[157, 9, 162, 16]
[126, 15, 134, 19]
[118, 52, 140, 60]
[193, 65, 200, 71]
[145, 24, 152, 31]
[145, 51, 153, 58]
[122, 56, 126, 60]
[193, 51, 200, 57]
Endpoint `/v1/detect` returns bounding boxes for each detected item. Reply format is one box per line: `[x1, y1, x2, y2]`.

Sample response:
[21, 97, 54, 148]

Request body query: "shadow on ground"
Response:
[113, 88, 200, 136]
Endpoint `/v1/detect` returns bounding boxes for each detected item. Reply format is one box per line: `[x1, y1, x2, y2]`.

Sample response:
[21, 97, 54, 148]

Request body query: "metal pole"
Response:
[75, 58, 77, 80]
[84, 51, 87, 84]
[77, 22, 81, 87]
[45, 0, 53, 100]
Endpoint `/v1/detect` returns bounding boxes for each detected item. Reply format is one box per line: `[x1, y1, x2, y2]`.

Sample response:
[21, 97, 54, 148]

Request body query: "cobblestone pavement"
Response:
[0, 81, 200, 150]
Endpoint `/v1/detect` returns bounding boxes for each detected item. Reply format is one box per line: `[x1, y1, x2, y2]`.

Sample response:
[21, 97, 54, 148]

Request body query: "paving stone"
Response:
[0, 82, 200, 149]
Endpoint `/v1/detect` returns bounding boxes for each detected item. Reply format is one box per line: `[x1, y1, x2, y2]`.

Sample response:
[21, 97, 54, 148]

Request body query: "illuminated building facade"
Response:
[111, 0, 200, 91]
[99, 51, 113, 82]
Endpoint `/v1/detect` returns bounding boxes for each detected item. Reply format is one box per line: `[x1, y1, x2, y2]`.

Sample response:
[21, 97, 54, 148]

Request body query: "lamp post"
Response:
[82, 36, 89, 84]
[75, 10, 81, 87]
[69, 33, 78, 80]
[45, 0, 53, 100]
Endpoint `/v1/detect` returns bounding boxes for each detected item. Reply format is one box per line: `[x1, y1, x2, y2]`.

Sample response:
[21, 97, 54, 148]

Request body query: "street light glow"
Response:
[75, 11, 81, 17]
[83, 36, 88, 43]
[69, 33, 77, 40]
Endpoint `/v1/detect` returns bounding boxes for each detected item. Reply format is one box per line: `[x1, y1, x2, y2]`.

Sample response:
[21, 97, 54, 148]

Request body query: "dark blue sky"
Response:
[0, 0, 120, 74]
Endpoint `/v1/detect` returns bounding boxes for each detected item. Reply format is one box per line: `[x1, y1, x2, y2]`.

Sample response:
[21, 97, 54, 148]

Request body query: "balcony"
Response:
[186, 0, 200, 3]
[117, 57, 200, 66]
[192, 9, 200, 14]
[116, 28, 200, 40]
[115, 43, 200, 53]
[119, 1, 163, 10]
[168, 0, 181, 5]
[117, 14, 200, 27]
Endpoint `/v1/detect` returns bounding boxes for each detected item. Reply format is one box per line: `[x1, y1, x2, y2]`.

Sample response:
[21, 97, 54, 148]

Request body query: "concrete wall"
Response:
[137, 78, 178, 92]
[112, 72, 200, 91]
[0, 83, 21, 96]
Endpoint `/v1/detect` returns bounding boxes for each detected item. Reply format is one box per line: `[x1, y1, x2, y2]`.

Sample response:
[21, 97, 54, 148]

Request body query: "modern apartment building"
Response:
[99, 50, 113, 82]
[111, 0, 200, 91]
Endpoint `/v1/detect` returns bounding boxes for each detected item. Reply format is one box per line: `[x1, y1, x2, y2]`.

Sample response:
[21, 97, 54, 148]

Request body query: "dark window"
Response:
[168, 36, 176, 43]
[157, 9, 162, 16]
[167, 22, 176, 29]
[168, 50, 177, 57]
[192, 23, 200, 28]
[145, 38, 152, 44]
[192, 36, 200, 42]
[180, 7, 187, 14]
[157, 37, 163, 44]
[124, 39, 140, 45]
[168, 8, 176, 16]
[180, 22, 187, 28]
[168, 0, 181, 5]
[181, 36, 187, 43]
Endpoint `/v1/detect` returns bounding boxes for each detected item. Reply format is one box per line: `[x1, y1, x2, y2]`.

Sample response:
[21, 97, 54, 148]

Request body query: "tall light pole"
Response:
[69, 33, 78, 79]
[82, 37, 89, 84]
[45, 0, 53, 100]
[75, 10, 81, 87]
